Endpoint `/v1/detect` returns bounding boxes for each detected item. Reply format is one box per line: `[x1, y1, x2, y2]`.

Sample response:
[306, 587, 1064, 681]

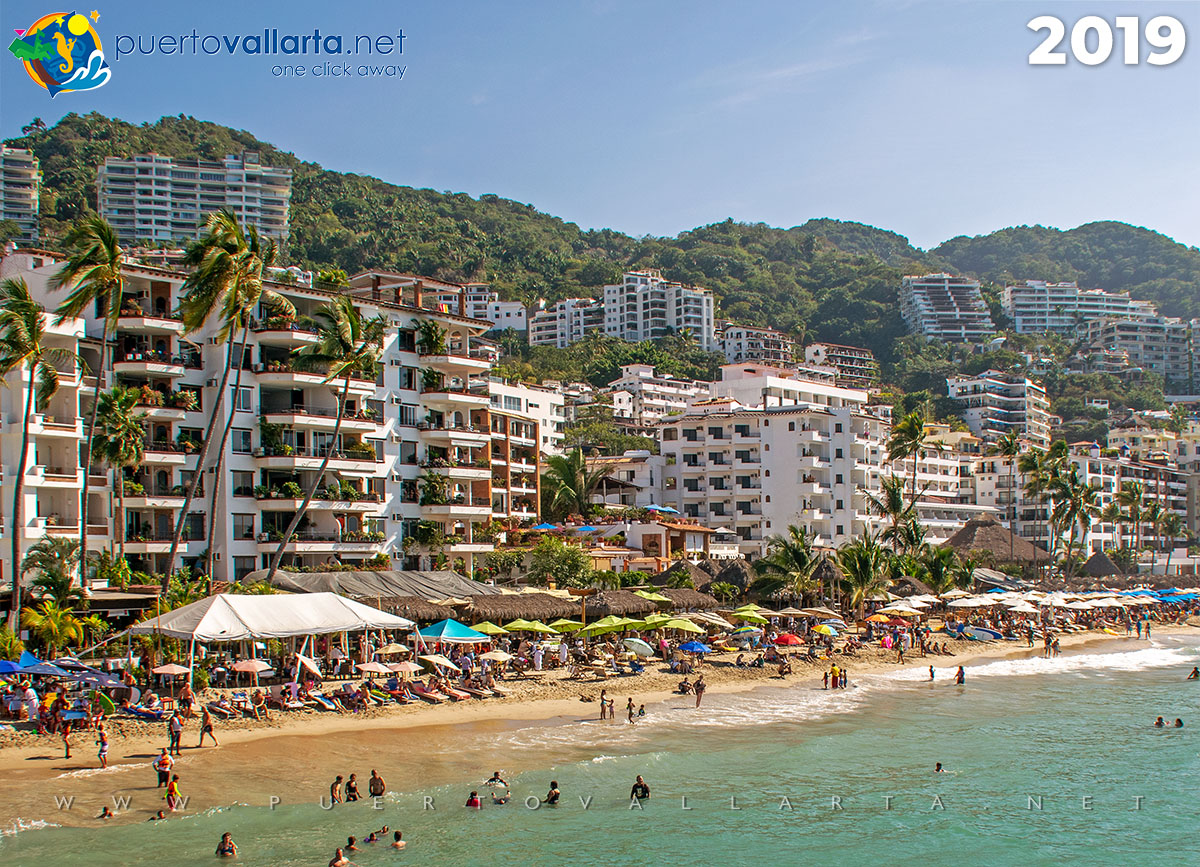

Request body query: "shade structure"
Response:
[0, 660, 23, 675]
[503, 619, 539, 632]
[800, 606, 841, 618]
[479, 650, 513, 662]
[470, 621, 510, 636]
[812, 624, 838, 636]
[679, 640, 712, 654]
[531, 523, 558, 531]
[548, 618, 585, 632]
[232, 659, 272, 673]
[356, 661, 392, 675]
[866, 613, 891, 623]
[129, 593, 414, 642]
[418, 619, 490, 644]
[623, 638, 655, 657]
[774, 633, 802, 645]
[152, 663, 190, 676]
[419, 654, 461, 672]
[377, 643, 409, 654]
[575, 525, 598, 533]
[633, 590, 672, 604]
[642, 613, 674, 627]
[730, 625, 761, 636]
[389, 661, 424, 673]
[731, 612, 768, 624]
[645, 504, 680, 514]
[663, 618, 705, 633]
[524, 621, 561, 634]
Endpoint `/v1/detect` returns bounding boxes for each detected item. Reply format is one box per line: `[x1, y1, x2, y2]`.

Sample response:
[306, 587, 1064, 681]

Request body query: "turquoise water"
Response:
[5, 637, 1200, 866]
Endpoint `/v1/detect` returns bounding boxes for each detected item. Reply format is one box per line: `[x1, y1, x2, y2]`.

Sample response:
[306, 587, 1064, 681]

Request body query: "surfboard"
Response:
[962, 626, 1002, 641]
[91, 690, 116, 715]
[1102, 627, 1119, 635]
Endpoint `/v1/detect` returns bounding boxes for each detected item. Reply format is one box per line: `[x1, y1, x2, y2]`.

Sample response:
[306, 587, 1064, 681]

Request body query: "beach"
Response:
[3, 623, 1192, 832]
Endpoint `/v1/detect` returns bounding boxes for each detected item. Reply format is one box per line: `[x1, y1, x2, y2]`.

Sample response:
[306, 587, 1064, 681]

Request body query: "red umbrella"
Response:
[886, 618, 910, 627]
[773, 633, 802, 645]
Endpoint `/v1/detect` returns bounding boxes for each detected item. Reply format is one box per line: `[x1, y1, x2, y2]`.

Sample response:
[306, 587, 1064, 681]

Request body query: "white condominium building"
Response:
[719, 323, 796, 367]
[803, 342, 880, 389]
[0, 257, 539, 593]
[1082, 314, 1191, 385]
[1001, 280, 1148, 335]
[527, 298, 605, 347]
[97, 151, 292, 245]
[0, 147, 40, 243]
[463, 285, 527, 332]
[946, 370, 1052, 449]
[488, 378, 565, 454]
[900, 273, 995, 343]
[708, 363, 867, 411]
[603, 270, 716, 351]
[607, 364, 707, 427]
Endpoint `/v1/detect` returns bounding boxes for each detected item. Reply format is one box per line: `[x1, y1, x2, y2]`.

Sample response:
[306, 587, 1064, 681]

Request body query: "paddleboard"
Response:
[962, 626, 1002, 641]
[1102, 627, 1119, 635]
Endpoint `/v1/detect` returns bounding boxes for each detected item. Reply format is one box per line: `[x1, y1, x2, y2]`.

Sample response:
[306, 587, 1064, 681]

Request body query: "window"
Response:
[835, 448, 843, 459]
[398, 367, 418, 391]
[399, 441, 417, 464]
[398, 404, 419, 426]
[503, 396, 521, 412]
[232, 428, 252, 454]
[234, 557, 255, 581]
[835, 474, 843, 484]
[836, 499, 843, 510]
[232, 386, 252, 412]
[232, 513, 255, 540]
[184, 513, 205, 540]
[231, 471, 254, 496]
[836, 524, 844, 536]
[835, 423, 842, 433]
[788, 422, 795, 431]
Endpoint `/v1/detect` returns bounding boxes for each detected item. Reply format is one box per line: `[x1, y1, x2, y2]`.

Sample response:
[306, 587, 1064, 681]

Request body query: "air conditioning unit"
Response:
[390, 473, 403, 482]
[389, 396, 402, 405]
[206, 378, 218, 387]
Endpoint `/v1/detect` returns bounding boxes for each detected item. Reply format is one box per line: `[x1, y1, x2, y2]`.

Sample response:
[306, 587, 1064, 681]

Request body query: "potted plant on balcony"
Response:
[344, 441, 376, 461]
[168, 390, 198, 411]
[254, 484, 270, 499]
[281, 481, 304, 499]
[415, 319, 447, 356]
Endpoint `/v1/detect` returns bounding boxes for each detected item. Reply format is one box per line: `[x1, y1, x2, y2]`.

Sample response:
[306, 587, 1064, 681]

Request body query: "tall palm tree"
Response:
[0, 278, 79, 628]
[1142, 501, 1164, 554]
[862, 474, 917, 552]
[1100, 501, 1124, 548]
[921, 546, 960, 595]
[991, 430, 1023, 563]
[22, 537, 84, 609]
[542, 448, 608, 520]
[1159, 511, 1186, 575]
[752, 525, 820, 603]
[90, 386, 147, 561]
[49, 216, 124, 585]
[21, 599, 83, 657]
[887, 411, 927, 507]
[1048, 464, 1100, 578]
[837, 532, 891, 620]
[263, 296, 385, 584]
[1116, 481, 1145, 551]
[167, 210, 294, 590]
[1018, 448, 1050, 576]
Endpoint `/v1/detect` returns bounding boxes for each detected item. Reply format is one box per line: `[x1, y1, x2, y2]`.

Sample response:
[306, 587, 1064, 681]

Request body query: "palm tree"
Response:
[22, 537, 84, 608]
[752, 525, 819, 603]
[953, 555, 978, 591]
[1159, 512, 1186, 575]
[1142, 501, 1164, 553]
[887, 411, 927, 506]
[542, 448, 608, 520]
[167, 210, 295, 590]
[921, 546, 961, 595]
[1116, 481, 1145, 551]
[1018, 448, 1051, 576]
[78, 613, 112, 646]
[0, 624, 23, 660]
[1048, 464, 1100, 578]
[90, 386, 147, 561]
[263, 296, 386, 584]
[991, 431, 1022, 563]
[862, 474, 917, 552]
[837, 532, 891, 620]
[0, 278, 80, 628]
[49, 216, 124, 585]
[21, 599, 83, 658]
[1100, 502, 1124, 548]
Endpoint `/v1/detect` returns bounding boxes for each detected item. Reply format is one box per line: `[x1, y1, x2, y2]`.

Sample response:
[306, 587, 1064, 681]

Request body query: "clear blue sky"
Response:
[2, 0, 1197, 250]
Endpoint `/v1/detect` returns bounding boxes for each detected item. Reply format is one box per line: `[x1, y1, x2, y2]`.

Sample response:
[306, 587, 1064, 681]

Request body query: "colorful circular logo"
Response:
[9, 10, 111, 97]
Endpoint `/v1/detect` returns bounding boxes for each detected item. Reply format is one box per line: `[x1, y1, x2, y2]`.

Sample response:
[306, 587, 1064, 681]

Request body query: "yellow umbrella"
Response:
[419, 654, 461, 672]
[634, 590, 672, 603]
[643, 612, 674, 627]
[503, 619, 538, 631]
[732, 612, 769, 624]
[524, 621, 560, 634]
[865, 614, 891, 623]
[548, 619, 585, 632]
[664, 618, 705, 633]
[812, 624, 837, 635]
[470, 621, 510, 636]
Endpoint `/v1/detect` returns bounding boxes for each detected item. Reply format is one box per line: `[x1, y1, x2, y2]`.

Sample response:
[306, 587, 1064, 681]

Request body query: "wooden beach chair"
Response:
[410, 682, 448, 703]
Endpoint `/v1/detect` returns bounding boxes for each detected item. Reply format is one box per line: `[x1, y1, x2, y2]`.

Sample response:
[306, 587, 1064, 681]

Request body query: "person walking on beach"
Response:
[955, 666, 965, 685]
[198, 705, 218, 747]
[167, 710, 183, 756]
[155, 748, 173, 787]
[165, 774, 182, 812]
[1136, 620, 1143, 639]
[823, 670, 829, 689]
[929, 665, 935, 681]
[1145, 620, 1152, 639]
[694, 675, 706, 708]
[599, 689, 608, 721]
[627, 698, 635, 724]
[840, 668, 848, 688]
[368, 769, 387, 798]
[97, 723, 108, 769]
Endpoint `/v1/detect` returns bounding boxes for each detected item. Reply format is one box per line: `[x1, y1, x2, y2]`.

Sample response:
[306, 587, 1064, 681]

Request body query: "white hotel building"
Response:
[0, 253, 539, 589]
[602, 270, 717, 351]
[1001, 280, 1148, 335]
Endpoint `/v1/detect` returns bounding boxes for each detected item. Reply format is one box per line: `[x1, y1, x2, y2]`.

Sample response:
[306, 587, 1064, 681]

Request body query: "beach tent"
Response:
[418, 619, 490, 644]
[129, 593, 414, 642]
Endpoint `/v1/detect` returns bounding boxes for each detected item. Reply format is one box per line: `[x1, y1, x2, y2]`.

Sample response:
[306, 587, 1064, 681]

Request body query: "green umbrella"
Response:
[642, 612, 674, 627]
[470, 621, 509, 636]
[503, 619, 539, 631]
[634, 590, 672, 603]
[664, 618, 706, 633]
[525, 620, 560, 634]
[548, 618, 585, 632]
[732, 612, 769, 624]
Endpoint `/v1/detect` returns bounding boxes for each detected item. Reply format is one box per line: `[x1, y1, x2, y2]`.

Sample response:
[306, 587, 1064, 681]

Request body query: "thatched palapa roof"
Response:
[651, 560, 711, 590]
[460, 592, 580, 623]
[812, 556, 844, 586]
[585, 590, 658, 617]
[942, 515, 1046, 564]
[660, 587, 721, 610]
[712, 559, 754, 592]
[365, 596, 455, 622]
[1082, 551, 1124, 578]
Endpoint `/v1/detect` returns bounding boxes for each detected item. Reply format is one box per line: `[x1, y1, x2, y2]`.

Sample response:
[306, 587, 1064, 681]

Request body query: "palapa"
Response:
[362, 596, 455, 622]
[660, 587, 721, 611]
[584, 590, 658, 617]
[460, 592, 580, 623]
[941, 515, 1047, 564]
[652, 559, 711, 590]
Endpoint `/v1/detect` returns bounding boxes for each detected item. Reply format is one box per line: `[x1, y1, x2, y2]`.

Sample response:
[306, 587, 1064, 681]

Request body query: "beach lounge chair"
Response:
[457, 685, 493, 698]
[488, 683, 512, 696]
[309, 692, 341, 712]
[268, 685, 308, 711]
[410, 682, 448, 703]
[441, 684, 472, 701]
[206, 702, 234, 719]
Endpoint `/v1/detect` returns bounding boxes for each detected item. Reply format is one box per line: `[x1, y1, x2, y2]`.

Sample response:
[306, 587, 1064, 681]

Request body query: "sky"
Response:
[1, 0, 1197, 250]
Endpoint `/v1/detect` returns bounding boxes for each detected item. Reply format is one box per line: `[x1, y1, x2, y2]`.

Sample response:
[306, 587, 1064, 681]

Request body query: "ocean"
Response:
[4, 636, 1199, 866]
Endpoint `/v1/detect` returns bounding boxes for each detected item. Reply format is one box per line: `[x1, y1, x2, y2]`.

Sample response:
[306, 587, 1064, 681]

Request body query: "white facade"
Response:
[719, 323, 796, 367]
[1083, 314, 1191, 385]
[708, 363, 867, 411]
[488, 378, 565, 454]
[803, 342, 880, 389]
[1001, 280, 1146, 335]
[587, 450, 667, 510]
[464, 286, 527, 332]
[947, 370, 1052, 449]
[900, 273, 995, 343]
[602, 270, 716, 351]
[605, 364, 707, 427]
[97, 151, 292, 245]
[528, 298, 605, 347]
[0, 147, 40, 243]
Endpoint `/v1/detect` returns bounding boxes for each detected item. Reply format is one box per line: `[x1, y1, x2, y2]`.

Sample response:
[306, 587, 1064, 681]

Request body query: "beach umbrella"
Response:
[663, 618, 705, 633]
[525, 621, 560, 634]
[0, 660, 23, 675]
[232, 659, 272, 673]
[575, 525, 598, 533]
[774, 633, 802, 645]
[419, 654, 461, 672]
[886, 618, 910, 627]
[731, 611, 768, 624]
[419, 619, 490, 644]
[941, 589, 971, 599]
[812, 624, 838, 636]
[866, 613, 891, 623]
[730, 625, 761, 636]
[389, 661, 424, 674]
[678, 640, 712, 654]
[470, 622, 510, 636]
[356, 661, 391, 675]
[645, 504, 680, 514]
[878, 605, 921, 616]
[548, 618, 585, 632]
[642, 613, 674, 627]
[479, 651, 513, 662]
[577, 615, 624, 636]
[532, 523, 558, 530]
[502, 619, 539, 632]
[377, 642, 409, 654]
[152, 663, 190, 676]
[777, 607, 806, 616]
[800, 606, 841, 618]
[633, 590, 672, 603]
[623, 638, 655, 657]
[613, 617, 645, 629]
[688, 612, 735, 629]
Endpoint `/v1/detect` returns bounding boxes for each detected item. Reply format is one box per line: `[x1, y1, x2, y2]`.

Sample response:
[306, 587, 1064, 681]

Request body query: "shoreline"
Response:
[1, 624, 1193, 828]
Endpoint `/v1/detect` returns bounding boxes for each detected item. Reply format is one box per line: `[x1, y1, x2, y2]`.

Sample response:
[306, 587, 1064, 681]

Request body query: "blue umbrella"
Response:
[0, 660, 21, 675]
[646, 504, 680, 514]
[418, 619, 490, 644]
[21, 661, 70, 677]
[575, 525, 598, 532]
[18, 650, 41, 668]
[679, 640, 712, 654]
[532, 523, 558, 530]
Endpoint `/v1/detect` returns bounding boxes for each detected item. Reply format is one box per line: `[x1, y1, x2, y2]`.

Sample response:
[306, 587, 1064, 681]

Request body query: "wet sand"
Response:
[1, 625, 1190, 828]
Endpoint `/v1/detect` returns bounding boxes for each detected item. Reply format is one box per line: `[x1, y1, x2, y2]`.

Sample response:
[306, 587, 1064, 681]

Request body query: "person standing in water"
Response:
[955, 666, 965, 685]
[694, 675, 706, 708]
[929, 665, 935, 681]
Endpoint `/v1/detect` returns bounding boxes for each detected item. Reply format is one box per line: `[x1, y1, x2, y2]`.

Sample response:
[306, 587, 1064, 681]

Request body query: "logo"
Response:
[8, 10, 110, 97]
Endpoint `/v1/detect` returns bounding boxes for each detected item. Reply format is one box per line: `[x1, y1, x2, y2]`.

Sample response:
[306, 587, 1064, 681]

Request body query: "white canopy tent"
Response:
[129, 593, 415, 681]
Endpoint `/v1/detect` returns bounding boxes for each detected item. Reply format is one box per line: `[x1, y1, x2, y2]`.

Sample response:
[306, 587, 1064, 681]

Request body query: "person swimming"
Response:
[216, 832, 237, 857]
[391, 831, 406, 850]
[465, 791, 481, 808]
[544, 780, 560, 805]
[1175, 718, 1184, 727]
[485, 770, 507, 787]
[1188, 667, 1199, 680]
[1154, 716, 1166, 727]
[935, 762, 946, 773]
[97, 806, 113, 820]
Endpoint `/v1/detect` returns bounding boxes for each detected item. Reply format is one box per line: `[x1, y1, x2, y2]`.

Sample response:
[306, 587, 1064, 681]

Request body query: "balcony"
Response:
[421, 459, 491, 481]
[255, 491, 385, 512]
[255, 445, 381, 473]
[419, 352, 491, 376]
[421, 386, 490, 410]
[25, 413, 82, 438]
[141, 442, 194, 465]
[444, 539, 496, 554]
[262, 405, 381, 433]
[418, 422, 491, 447]
[255, 530, 386, 553]
[420, 496, 492, 518]
[251, 318, 319, 346]
[28, 465, 82, 487]
[116, 311, 185, 335]
[255, 366, 376, 395]
[113, 351, 198, 378]
[124, 531, 196, 554]
[122, 483, 189, 509]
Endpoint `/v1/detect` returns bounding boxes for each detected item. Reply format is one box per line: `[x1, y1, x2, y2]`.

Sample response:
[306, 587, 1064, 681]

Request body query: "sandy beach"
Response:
[4, 622, 1194, 829]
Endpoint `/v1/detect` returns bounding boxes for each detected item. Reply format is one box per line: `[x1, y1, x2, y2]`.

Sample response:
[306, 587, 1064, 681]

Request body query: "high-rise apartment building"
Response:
[1082, 314, 1191, 385]
[803, 342, 880, 389]
[97, 151, 292, 245]
[719, 323, 796, 367]
[488, 378, 565, 454]
[603, 270, 716, 351]
[946, 370, 1052, 449]
[900, 273, 995, 343]
[1001, 280, 1149, 335]
[527, 298, 605, 347]
[606, 364, 707, 428]
[0, 147, 40, 243]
